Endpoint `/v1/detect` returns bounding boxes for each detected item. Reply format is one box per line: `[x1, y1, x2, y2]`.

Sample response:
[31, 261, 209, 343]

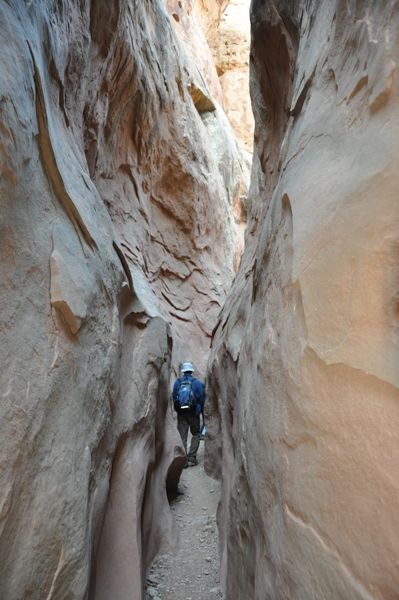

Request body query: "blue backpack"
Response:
[174, 378, 198, 412]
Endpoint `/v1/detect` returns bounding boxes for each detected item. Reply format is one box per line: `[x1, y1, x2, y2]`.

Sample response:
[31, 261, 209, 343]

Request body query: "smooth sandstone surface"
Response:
[0, 0, 246, 598]
[206, 1, 399, 599]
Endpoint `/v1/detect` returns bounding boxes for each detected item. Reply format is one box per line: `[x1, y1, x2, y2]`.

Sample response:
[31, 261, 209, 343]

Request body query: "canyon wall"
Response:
[0, 0, 246, 598]
[210, 0, 254, 158]
[166, 0, 254, 158]
[164, 0, 228, 106]
[206, 1, 399, 598]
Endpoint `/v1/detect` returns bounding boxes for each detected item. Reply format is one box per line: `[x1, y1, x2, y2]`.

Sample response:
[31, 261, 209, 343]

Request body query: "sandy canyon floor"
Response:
[146, 439, 224, 600]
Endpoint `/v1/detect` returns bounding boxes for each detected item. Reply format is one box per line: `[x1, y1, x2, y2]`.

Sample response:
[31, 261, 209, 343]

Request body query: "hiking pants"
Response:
[177, 413, 201, 460]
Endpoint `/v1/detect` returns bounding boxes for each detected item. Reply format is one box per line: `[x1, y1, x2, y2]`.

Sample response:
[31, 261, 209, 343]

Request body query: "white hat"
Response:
[181, 362, 194, 373]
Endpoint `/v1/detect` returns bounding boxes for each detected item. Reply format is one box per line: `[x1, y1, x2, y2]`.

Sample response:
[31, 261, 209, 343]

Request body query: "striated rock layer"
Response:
[206, 1, 399, 598]
[0, 0, 246, 598]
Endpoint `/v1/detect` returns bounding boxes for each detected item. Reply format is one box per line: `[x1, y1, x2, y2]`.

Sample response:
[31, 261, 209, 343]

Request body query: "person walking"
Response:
[173, 362, 204, 468]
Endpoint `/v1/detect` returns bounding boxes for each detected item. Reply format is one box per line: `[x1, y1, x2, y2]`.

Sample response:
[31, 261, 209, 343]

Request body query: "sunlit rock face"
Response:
[164, 0, 251, 266]
[206, 1, 399, 598]
[0, 0, 245, 598]
[164, 0, 228, 105]
[166, 0, 254, 156]
[210, 0, 254, 157]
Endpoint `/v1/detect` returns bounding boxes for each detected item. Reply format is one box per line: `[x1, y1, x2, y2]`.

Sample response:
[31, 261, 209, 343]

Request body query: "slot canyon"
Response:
[0, 0, 398, 599]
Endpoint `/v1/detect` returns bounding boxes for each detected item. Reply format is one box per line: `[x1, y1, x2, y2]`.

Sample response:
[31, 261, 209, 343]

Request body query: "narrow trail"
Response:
[146, 439, 224, 600]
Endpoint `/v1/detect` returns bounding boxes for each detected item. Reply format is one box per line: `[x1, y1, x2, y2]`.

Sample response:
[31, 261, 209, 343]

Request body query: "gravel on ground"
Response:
[146, 439, 224, 600]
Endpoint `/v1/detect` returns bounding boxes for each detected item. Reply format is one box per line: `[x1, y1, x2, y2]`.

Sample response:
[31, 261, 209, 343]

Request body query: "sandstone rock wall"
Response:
[86, 0, 248, 376]
[0, 0, 246, 598]
[210, 0, 254, 157]
[164, 0, 229, 105]
[206, 1, 399, 598]
[166, 0, 254, 158]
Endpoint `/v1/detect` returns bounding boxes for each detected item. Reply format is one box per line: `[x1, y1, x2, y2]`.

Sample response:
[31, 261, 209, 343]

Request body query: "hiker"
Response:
[173, 362, 204, 468]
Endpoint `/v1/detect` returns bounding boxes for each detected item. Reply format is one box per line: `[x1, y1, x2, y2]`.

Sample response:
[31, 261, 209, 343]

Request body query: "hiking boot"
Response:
[187, 457, 198, 467]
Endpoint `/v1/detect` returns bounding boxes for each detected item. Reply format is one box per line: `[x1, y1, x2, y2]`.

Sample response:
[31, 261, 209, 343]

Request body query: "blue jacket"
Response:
[173, 374, 204, 415]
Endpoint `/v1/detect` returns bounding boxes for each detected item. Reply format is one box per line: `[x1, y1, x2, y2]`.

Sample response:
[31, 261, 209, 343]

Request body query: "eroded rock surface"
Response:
[0, 0, 246, 598]
[206, 1, 399, 598]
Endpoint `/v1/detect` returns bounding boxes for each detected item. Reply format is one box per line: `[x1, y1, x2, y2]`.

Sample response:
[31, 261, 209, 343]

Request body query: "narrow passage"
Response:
[146, 440, 224, 600]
